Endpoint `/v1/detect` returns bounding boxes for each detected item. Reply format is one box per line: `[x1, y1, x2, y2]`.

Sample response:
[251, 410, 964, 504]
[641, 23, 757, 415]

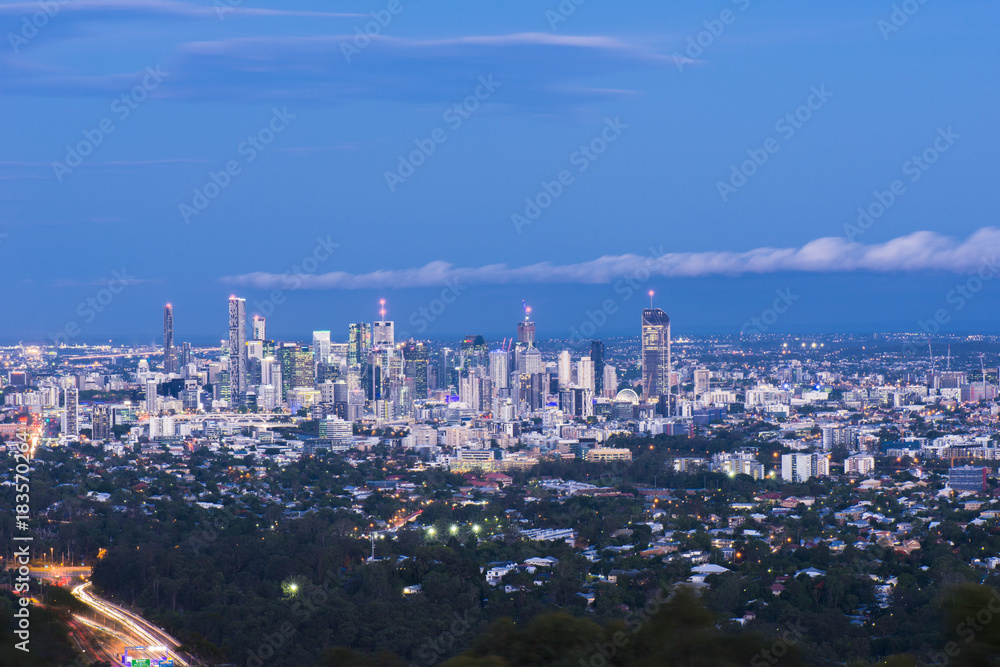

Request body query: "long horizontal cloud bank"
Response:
[221, 228, 1000, 290]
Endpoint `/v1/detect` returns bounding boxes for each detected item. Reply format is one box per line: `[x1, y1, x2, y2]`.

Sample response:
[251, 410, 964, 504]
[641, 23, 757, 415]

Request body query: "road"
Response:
[71, 581, 199, 666]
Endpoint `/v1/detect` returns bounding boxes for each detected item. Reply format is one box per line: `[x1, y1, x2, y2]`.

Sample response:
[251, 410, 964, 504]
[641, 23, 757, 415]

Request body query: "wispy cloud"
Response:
[0, 31, 673, 107]
[0, 0, 362, 20]
[221, 228, 1000, 290]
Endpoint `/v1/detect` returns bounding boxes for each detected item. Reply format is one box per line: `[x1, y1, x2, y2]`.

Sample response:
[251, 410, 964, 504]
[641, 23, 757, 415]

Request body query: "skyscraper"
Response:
[92, 405, 111, 441]
[145, 378, 158, 413]
[63, 386, 79, 437]
[578, 356, 595, 393]
[641, 307, 671, 402]
[404, 341, 430, 399]
[373, 300, 394, 348]
[252, 314, 266, 341]
[591, 340, 605, 396]
[279, 345, 315, 397]
[602, 364, 617, 398]
[163, 304, 177, 373]
[489, 349, 509, 391]
[313, 331, 331, 364]
[557, 350, 571, 388]
[228, 296, 248, 403]
[517, 303, 535, 346]
[348, 323, 372, 366]
[460, 335, 488, 368]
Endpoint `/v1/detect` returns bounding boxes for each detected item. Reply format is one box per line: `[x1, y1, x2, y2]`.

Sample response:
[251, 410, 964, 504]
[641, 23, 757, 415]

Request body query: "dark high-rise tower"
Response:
[641, 307, 671, 402]
[228, 296, 247, 403]
[348, 323, 372, 366]
[591, 340, 605, 396]
[404, 341, 430, 399]
[163, 304, 177, 373]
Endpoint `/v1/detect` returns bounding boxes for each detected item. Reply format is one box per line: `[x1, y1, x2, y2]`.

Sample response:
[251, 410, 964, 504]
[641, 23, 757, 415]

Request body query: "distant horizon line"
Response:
[5, 330, 1000, 348]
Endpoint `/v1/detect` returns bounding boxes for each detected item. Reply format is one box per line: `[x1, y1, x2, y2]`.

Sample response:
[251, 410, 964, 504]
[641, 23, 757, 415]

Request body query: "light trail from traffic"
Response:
[71, 582, 197, 666]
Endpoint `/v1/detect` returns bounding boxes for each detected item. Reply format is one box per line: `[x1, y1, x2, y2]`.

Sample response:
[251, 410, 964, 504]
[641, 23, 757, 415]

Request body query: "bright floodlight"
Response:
[450, 524, 458, 534]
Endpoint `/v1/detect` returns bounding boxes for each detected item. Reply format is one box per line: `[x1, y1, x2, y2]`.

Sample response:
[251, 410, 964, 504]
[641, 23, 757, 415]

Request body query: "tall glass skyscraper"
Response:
[590, 340, 605, 396]
[641, 308, 670, 402]
[348, 323, 371, 366]
[163, 304, 177, 373]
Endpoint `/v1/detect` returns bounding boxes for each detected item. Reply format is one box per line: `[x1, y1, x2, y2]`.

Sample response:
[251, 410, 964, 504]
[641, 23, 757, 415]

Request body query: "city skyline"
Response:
[5, 3, 1000, 665]
[3, 2, 1000, 340]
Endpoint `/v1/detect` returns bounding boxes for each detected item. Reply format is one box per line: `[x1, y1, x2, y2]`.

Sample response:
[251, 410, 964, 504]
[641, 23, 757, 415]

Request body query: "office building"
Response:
[460, 335, 488, 368]
[93, 406, 112, 441]
[557, 350, 571, 389]
[404, 341, 430, 399]
[578, 356, 595, 393]
[949, 466, 988, 493]
[348, 323, 372, 366]
[517, 319, 535, 346]
[602, 364, 617, 398]
[280, 345, 315, 398]
[489, 349, 509, 391]
[641, 308, 671, 402]
[591, 341, 605, 396]
[252, 314, 266, 341]
[373, 300, 394, 347]
[694, 369, 711, 396]
[313, 331, 332, 364]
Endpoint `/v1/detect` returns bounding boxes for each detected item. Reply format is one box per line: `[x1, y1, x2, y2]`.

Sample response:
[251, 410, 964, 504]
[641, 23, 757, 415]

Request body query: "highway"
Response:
[71, 581, 199, 666]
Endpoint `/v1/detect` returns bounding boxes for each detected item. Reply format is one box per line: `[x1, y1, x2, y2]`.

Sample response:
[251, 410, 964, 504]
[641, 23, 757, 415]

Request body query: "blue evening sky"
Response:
[1, 0, 998, 344]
